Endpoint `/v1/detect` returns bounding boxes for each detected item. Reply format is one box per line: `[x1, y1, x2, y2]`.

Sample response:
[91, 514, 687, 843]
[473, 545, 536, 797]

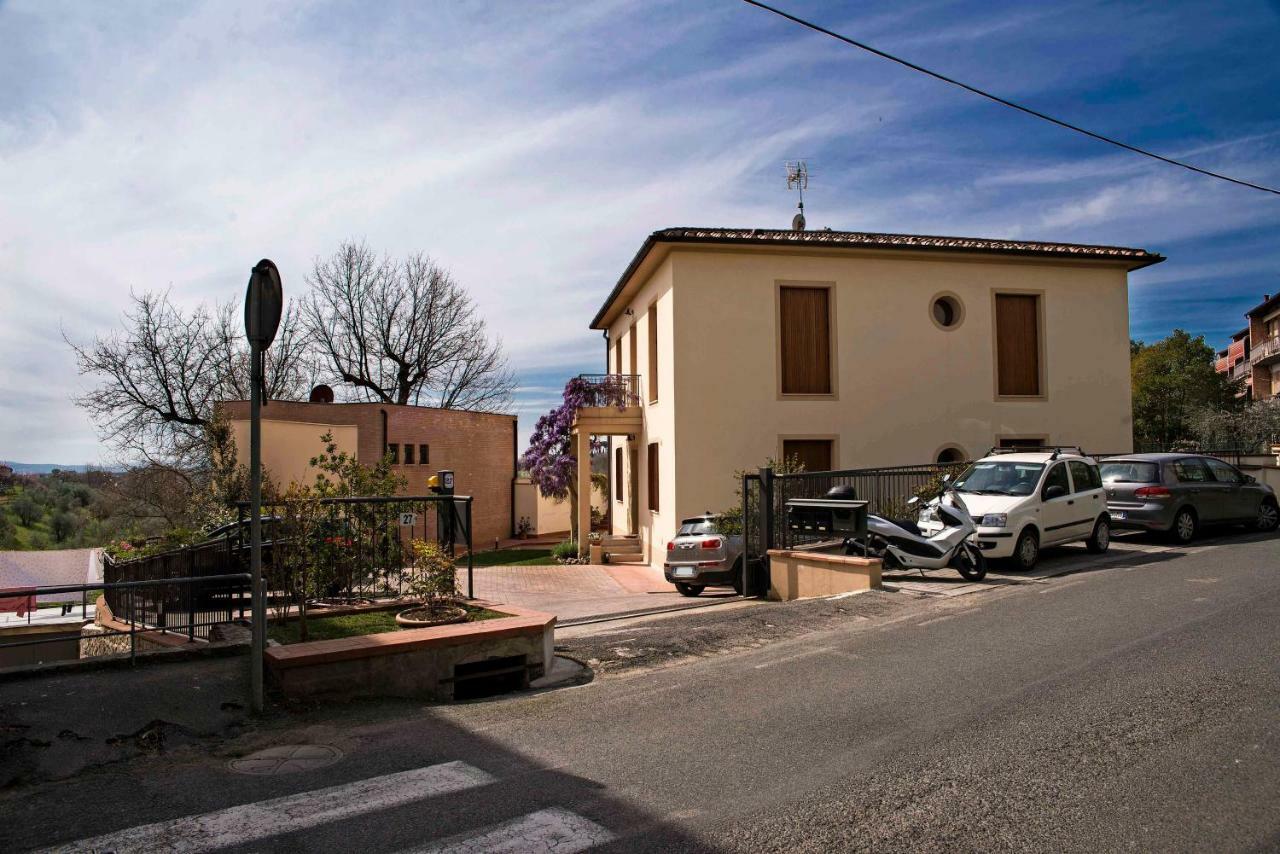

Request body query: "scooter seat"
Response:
[890, 518, 923, 537]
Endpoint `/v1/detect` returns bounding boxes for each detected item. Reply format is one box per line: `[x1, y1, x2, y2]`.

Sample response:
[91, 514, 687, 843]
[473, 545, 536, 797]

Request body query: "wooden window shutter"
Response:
[780, 287, 832, 394]
[782, 439, 833, 473]
[614, 337, 622, 374]
[995, 294, 1041, 396]
[647, 304, 659, 403]
[615, 447, 623, 502]
[647, 442, 659, 512]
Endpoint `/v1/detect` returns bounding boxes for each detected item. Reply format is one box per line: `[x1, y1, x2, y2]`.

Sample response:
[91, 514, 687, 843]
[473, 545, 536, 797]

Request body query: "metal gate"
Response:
[739, 461, 967, 597]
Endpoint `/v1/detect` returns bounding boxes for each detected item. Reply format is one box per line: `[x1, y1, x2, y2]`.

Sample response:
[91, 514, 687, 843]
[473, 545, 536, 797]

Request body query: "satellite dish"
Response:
[791, 211, 806, 231]
[244, 259, 283, 348]
[309, 384, 335, 404]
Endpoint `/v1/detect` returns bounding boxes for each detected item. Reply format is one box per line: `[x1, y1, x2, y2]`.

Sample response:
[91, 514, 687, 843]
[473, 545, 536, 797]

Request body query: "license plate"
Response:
[673, 567, 695, 578]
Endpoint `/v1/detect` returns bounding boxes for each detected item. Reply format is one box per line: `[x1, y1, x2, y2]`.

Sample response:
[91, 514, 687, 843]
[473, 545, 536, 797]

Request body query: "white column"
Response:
[576, 429, 592, 557]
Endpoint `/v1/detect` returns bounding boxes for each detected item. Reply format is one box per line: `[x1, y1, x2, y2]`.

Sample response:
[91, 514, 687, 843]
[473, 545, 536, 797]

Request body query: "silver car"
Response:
[1100, 453, 1279, 542]
[664, 514, 745, 597]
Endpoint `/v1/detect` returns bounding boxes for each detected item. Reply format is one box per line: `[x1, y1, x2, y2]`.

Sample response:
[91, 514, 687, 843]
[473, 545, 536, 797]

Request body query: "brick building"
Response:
[1214, 292, 1280, 400]
[218, 398, 518, 547]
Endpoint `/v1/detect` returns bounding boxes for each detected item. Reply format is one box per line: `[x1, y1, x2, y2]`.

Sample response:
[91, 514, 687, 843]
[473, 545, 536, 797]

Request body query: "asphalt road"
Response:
[5, 531, 1279, 853]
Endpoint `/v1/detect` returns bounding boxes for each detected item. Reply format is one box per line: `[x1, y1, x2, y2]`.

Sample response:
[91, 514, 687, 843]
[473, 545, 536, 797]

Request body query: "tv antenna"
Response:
[785, 160, 809, 230]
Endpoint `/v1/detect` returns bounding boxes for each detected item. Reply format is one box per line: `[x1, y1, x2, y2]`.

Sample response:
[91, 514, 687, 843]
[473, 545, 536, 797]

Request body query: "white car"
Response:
[930, 448, 1111, 570]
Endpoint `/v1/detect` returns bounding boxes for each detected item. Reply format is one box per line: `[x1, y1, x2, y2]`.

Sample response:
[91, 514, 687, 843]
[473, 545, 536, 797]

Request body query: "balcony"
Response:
[1250, 336, 1280, 367]
[1230, 360, 1253, 382]
[570, 374, 643, 437]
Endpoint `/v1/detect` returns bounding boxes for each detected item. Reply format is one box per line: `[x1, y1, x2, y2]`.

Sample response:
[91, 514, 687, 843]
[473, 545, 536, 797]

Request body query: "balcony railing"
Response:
[1250, 336, 1280, 366]
[575, 374, 642, 408]
[1230, 360, 1253, 381]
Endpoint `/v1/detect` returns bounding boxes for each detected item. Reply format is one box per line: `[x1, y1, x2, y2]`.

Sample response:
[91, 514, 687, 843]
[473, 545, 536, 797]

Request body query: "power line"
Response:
[741, 0, 1280, 196]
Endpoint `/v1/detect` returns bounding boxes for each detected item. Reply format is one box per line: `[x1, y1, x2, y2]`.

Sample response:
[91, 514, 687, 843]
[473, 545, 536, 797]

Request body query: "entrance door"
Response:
[628, 447, 639, 534]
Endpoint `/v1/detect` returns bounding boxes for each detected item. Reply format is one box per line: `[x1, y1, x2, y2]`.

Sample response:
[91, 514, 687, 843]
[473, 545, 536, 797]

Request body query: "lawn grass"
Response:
[267, 603, 510, 645]
[465, 548, 555, 567]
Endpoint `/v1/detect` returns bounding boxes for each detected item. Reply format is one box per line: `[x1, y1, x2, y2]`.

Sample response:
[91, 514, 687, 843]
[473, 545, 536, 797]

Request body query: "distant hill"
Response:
[1, 462, 103, 475]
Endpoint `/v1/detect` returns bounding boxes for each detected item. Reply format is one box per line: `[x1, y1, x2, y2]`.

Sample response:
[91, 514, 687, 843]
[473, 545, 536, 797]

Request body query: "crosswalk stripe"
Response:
[41, 761, 495, 854]
[402, 807, 615, 854]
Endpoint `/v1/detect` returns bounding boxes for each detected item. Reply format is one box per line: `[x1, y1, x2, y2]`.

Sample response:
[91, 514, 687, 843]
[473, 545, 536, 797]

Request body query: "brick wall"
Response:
[219, 400, 517, 546]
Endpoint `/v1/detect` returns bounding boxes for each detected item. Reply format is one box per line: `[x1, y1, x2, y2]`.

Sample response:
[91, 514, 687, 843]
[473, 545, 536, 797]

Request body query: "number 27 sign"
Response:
[399, 512, 417, 527]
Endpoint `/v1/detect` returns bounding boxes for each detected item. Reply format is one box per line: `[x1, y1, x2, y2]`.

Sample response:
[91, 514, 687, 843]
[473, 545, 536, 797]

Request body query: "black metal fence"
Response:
[234, 494, 476, 601]
[2, 574, 250, 663]
[103, 495, 476, 639]
[575, 373, 642, 407]
[104, 539, 249, 640]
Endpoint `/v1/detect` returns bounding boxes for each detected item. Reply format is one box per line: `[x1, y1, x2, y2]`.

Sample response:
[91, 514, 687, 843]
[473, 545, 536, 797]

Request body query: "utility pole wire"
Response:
[740, 0, 1280, 196]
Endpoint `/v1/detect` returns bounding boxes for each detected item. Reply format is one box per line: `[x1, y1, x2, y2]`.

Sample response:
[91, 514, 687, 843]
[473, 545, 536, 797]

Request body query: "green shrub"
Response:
[407, 540, 459, 610]
[551, 539, 578, 560]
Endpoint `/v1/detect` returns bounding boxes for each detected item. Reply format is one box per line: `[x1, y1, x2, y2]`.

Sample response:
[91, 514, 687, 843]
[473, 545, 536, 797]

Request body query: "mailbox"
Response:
[785, 497, 869, 541]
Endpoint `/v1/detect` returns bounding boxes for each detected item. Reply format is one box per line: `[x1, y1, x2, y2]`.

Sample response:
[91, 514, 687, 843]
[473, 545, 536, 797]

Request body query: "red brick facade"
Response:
[219, 400, 517, 546]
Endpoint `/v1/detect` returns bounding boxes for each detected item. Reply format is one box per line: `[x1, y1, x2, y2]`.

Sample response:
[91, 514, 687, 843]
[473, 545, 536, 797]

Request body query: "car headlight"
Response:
[980, 513, 1007, 528]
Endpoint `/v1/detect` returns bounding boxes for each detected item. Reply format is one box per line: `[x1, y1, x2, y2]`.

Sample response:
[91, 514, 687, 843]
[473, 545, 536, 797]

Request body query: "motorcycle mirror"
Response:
[942, 473, 953, 483]
[907, 496, 920, 506]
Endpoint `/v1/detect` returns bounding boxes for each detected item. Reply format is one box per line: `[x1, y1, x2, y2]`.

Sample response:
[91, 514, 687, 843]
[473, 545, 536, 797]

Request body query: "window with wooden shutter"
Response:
[782, 439, 833, 473]
[995, 293, 1041, 396]
[615, 447, 623, 502]
[779, 286, 832, 395]
[647, 304, 659, 403]
[647, 442, 659, 513]
[614, 336, 622, 374]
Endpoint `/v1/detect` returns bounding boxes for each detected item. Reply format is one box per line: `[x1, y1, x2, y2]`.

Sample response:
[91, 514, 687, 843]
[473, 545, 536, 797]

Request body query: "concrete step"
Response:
[605, 551, 646, 564]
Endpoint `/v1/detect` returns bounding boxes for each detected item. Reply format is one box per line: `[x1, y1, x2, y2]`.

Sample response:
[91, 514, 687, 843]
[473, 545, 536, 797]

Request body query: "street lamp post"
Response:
[244, 259, 283, 714]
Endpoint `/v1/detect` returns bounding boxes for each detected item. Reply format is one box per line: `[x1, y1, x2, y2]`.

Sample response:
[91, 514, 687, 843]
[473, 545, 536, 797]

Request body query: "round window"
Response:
[936, 446, 965, 464]
[931, 294, 962, 329]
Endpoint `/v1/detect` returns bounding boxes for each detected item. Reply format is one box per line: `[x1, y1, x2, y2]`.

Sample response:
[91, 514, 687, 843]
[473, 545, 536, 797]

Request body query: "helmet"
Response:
[824, 484, 858, 500]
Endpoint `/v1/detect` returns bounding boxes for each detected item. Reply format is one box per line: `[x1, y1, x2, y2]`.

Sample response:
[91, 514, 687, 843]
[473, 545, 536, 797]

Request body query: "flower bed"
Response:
[264, 602, 555, 701]
[267, 602, 508, 645]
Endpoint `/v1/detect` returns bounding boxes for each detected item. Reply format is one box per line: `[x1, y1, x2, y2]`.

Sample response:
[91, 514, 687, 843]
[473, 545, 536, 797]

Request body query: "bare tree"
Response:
[302, 241, 515, 410]
[67, 289, 311, 470]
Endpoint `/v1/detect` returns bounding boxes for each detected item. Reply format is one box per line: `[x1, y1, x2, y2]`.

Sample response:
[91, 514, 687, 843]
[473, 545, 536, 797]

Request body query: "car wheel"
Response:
[674, 582, 704, 597]
[1256, 499, 1279, 533]
[1170, 507, 1197, 544]
[1011, 528, 1039, 571]
[730, 558, 745, 596]
[1086, 517, 1111, 554]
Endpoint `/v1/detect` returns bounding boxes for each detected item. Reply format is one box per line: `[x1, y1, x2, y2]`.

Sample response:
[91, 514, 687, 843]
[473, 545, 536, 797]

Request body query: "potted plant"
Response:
[396, 540, 468, 627]
[588, 531, 604, 564]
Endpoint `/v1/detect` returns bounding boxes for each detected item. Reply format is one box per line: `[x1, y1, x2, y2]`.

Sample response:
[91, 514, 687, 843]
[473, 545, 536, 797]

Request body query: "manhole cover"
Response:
[228, 744, 344, 775]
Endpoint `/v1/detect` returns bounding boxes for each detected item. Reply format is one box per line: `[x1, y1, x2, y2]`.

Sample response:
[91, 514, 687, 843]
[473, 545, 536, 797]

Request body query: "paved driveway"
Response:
[459, 562, 728, 622]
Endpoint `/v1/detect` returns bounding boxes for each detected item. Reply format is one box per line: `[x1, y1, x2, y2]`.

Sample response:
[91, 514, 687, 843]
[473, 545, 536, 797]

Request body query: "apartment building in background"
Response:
[1217, 293, 1280, 400]
[574, 226, 1164, 565]
[218, 396, 518, 546]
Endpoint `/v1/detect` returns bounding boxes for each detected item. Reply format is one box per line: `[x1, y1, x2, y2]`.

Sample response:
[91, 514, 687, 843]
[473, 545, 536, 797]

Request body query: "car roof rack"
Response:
[984, 445, 1088, 460]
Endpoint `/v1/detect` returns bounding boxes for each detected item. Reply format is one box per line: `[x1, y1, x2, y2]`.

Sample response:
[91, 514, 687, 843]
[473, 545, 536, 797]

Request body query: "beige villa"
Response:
[572, 226, 1164, 564]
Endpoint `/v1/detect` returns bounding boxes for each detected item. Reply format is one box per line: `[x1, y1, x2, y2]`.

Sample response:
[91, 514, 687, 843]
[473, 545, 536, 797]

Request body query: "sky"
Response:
[2, 0, 1279, 465]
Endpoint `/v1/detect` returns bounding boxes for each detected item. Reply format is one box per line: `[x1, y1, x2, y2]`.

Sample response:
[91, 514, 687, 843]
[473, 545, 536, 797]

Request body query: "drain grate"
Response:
[228, 744, 344, 776]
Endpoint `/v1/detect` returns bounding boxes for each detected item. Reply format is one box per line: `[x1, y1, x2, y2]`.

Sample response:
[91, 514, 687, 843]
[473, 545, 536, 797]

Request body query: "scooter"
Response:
[839, 479, 987, 581]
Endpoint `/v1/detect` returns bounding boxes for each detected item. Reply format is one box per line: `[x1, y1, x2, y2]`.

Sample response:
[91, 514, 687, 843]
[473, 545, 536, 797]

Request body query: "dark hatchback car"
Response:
[1100, 453, 1278, 542]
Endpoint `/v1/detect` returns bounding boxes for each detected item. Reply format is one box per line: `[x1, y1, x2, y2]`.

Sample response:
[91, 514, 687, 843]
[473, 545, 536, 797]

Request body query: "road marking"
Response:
[402, 807, 614, 853]
[41, 761, 495, 854]
[753, 645, 836, 669]
[1187, 577, 1221, 584]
